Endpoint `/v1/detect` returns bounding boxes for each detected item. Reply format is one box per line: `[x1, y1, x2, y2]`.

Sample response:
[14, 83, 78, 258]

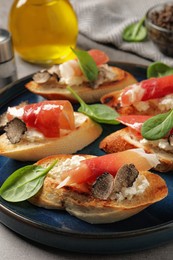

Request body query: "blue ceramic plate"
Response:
[0, 62, 173, 254]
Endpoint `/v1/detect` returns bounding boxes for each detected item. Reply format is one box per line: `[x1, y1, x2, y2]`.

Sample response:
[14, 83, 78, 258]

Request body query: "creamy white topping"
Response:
[141, 138, 173, 152]
[74, 112, 88, 127]
[59, 59, 86, 86]
[7, 106, 24, 118]
[24, 129, 45, 141]
[133, 94, 173, 112]
[120, 83, 144, 106]
[97, 64, 116, 82]
[49, 155, 86, 181]
[158, 94, 173, 111]
[110, 175, 149, 201]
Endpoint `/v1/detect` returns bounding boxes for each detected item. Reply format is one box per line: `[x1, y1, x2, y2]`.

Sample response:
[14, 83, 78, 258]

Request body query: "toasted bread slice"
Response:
[100, 127, 173, 172]
[29, 154, 168, 224]
[0, 113, 102, 161]
[25, 67, 137, 103]
[101, 90, 170, 116]
[102, 74, 173, 116]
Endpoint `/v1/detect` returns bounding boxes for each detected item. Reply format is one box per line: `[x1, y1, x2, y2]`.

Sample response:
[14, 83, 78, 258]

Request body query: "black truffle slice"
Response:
[4, 118, 27, 144]
[114, 164, 139, 193]
[92, 172, 114, 200]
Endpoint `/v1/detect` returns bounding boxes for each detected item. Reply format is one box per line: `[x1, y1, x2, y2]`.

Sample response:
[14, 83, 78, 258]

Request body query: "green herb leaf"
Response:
[67, 86, 120, 124]
[71, 48, 98, 82]
[141, 110, 173, 140]
[0, 160, 58, 202]
[147, 61, 173, 78]
[122, 16, 147, 42]
[78, 104, 119, 124]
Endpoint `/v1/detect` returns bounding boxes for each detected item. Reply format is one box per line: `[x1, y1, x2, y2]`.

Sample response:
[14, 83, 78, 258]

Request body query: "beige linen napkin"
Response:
[70, 0, 173, 66]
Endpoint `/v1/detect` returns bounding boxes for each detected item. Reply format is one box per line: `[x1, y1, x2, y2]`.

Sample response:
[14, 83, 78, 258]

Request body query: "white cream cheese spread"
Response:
[111, 175, 149, 201]
[141, 138, 173, 152]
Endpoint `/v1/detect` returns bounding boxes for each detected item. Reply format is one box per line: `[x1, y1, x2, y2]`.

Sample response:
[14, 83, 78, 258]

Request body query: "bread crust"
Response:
[0, 113, 102, 161]
[100, 127, 173, 172]
[25, 67, 137, 103]
[29, 154, 168, 224]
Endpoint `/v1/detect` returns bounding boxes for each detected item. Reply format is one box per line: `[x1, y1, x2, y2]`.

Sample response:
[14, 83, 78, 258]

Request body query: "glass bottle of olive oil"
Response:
[9, 0, 78, 65]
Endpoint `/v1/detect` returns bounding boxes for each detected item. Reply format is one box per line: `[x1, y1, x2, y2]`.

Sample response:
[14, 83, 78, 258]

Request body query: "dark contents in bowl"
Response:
[146, 3, 173, 57]
[150, 4, 173, 30]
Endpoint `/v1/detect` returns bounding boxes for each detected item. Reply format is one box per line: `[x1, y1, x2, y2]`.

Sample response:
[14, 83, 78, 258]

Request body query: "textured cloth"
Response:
[71, 0, 173, 66]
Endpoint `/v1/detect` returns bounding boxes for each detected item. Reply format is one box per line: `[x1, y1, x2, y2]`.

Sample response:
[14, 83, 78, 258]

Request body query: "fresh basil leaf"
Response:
[0, 160, 58, 202]
[122, 17, 147, 42]
[78, 103, 119, 124]
[147, 61, 173, 78]
[141, 110, 173, 140]
[67, 86, 120, 125]
[71, 48, 98, 82]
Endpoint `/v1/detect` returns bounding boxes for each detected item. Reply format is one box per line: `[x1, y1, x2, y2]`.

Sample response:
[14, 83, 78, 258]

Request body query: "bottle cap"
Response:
[0, 29, 14, 63]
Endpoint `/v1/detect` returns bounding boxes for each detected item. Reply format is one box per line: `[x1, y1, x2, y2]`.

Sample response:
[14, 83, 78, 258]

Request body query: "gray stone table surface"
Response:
[0, 1, 173, 259]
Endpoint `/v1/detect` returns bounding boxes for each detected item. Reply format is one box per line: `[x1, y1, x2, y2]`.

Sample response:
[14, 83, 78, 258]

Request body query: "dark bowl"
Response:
[145, 2, 173, 57]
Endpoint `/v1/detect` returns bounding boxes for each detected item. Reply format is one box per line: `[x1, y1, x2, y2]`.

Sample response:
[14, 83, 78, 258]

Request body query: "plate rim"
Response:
[1, 201, 173, 239]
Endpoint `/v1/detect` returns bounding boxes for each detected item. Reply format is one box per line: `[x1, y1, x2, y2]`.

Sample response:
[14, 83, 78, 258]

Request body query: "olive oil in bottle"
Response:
[9, 0, 78, 64]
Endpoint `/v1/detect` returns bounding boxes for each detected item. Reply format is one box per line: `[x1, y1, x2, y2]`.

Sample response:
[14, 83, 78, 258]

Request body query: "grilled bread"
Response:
[0, 99, 103, 161]
[101, 74, 173, 116]
[25, 67, 137, 104]
[101, 90, 165, 115]
[29, 153, 168, 224]
[100, 127, 173, 172]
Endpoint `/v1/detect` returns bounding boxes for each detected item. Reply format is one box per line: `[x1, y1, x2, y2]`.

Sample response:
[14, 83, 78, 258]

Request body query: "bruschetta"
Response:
[99, 114, 173, 172]
[101, 74, 173, 115]
[25, 49, 137, 103]
[0, 100, 102, 161]
[28, 149, 167, 224]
